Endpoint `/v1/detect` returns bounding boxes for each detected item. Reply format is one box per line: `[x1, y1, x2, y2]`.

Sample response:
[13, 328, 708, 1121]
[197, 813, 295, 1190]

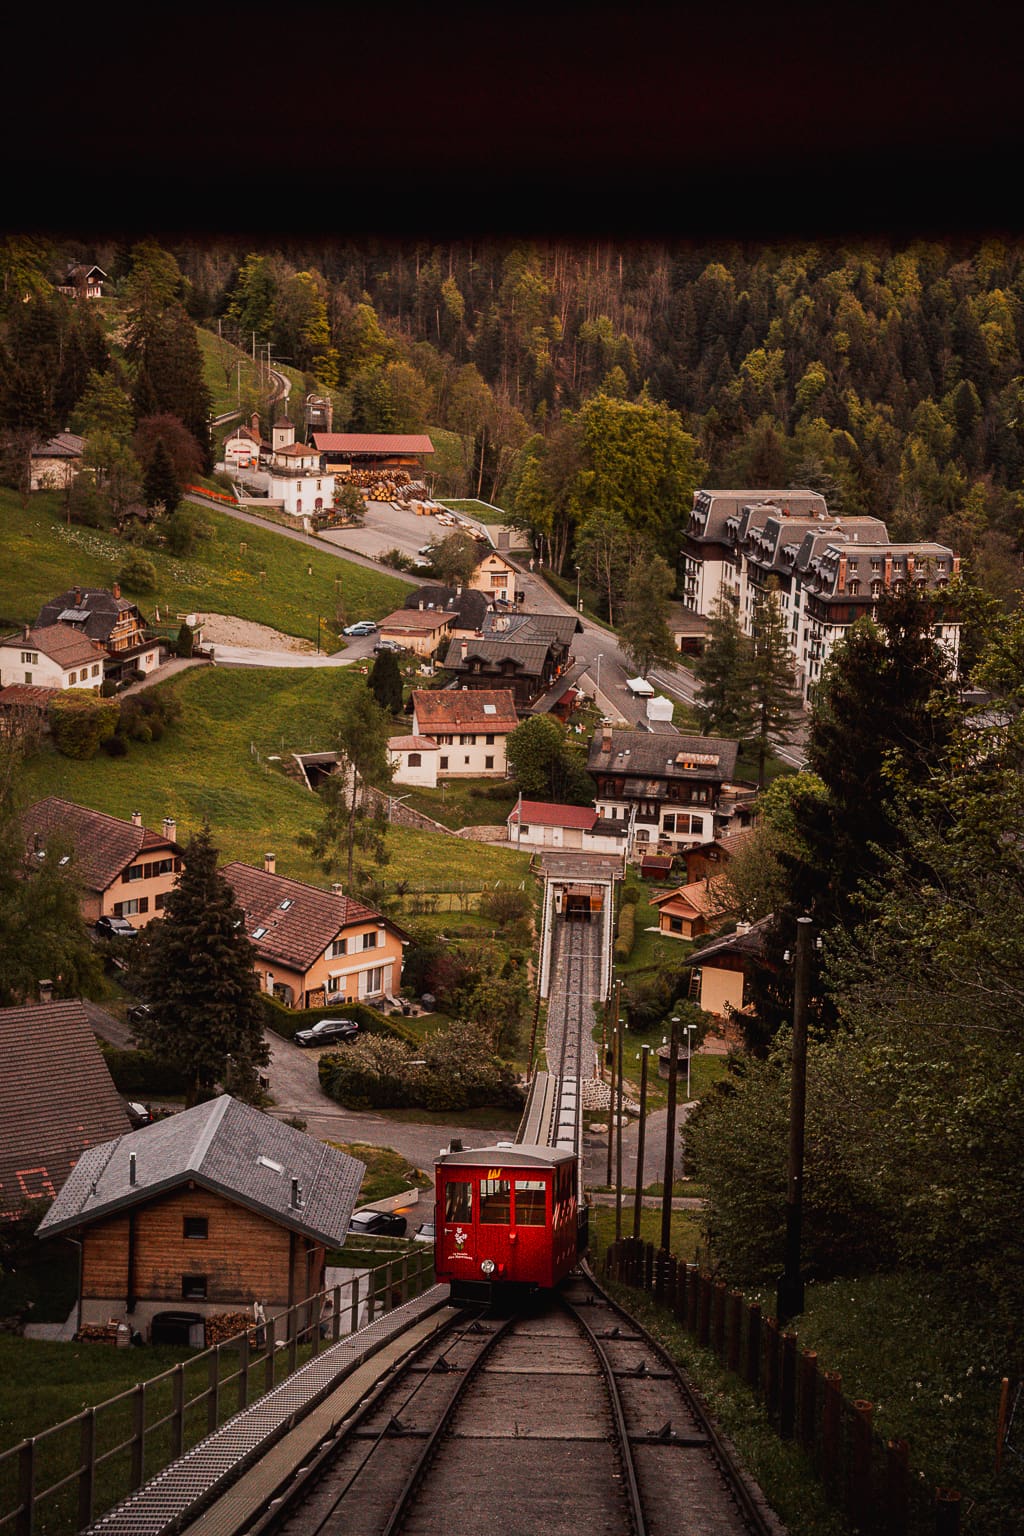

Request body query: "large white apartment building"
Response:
[680, 490, 960, 703]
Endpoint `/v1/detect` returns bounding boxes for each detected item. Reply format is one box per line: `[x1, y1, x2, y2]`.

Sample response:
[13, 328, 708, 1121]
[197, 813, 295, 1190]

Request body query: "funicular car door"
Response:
[440, 1169, 477, 1275]
[510, 1169, 552, 1283]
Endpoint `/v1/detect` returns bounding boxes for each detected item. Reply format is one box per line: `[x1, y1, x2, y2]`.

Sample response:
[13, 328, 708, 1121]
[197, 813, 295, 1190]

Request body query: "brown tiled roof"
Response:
[0, 685, 60, 710]
[508, 800, 597, 830]
[0, 1000, 130, 1219]
[313, 433, 434, 455]
[1, 623, 107, 668]
[412, 689, 518, 731]
[221, 862, 407, 973]
[652, 877, 728, 916]
[21, 798, 176, 894]
[388, 734, 439, 751]
[381, 610, 455, 635]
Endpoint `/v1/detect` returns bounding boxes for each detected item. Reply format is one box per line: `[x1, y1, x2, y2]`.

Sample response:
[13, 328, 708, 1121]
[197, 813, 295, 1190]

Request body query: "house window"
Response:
[485, 734, 495, 745]
[296, 481, 302, 492]
[68, 671, 77, 684]
[485, 756, 494, 769]
[21, 651, 39, 665]
[328, 937, 347, 958]
[669, 916, 684, 933]
[464, 755, 470, 765]
[408, 752, 421, 767]
[316, 480, 322, 490]
[155, 892, 168, 910]
[252, 925, 267, 939]
[92, 664, 100, 676]
[519, 825, 530, 837]
[23, 672, 32, 684]
[183, 1217, 208, 1240]
[635, 828, 650, 842]
[362, 931, 378, 950]
[181, 1274, 208, 1299]
[440, 756, 449, 769]
[365, 965, 384, 994]
[114, 897, 149, 916]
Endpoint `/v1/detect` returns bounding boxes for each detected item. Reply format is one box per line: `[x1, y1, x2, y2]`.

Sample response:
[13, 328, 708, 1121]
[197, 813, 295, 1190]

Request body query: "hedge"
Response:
[259, 994, 421, 1046]
[614, 901, 637, 962]
[99, 1043, 189, 1097]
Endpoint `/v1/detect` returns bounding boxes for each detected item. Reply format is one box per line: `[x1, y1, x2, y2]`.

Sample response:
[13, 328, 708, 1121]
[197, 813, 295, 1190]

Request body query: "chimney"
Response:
[131, 810, 142, 827]
[23, 624, 29, 641]
[449, 1137, 463, 1153]
[112, 581, 121, 600]
[460, 640, 468, 662]
[601, 723, 613, 754]
[129, 1153, 137, 1186]
[735, 921, 750, 936]
[264, 852, 276, 875]
[38, 979, 53, 1004]
[290, 1178, 302, 1209]
[163, 816, 176, 842]
[331, 882, 343, 895]
[74, 588, 82, 606]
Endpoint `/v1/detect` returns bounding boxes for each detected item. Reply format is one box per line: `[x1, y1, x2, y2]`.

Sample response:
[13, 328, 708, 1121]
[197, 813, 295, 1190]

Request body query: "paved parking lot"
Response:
[319, 500, 504, 564]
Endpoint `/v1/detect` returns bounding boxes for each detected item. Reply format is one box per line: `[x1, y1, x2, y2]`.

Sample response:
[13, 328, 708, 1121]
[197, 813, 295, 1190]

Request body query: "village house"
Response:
[467, 548, 517, 605]
[0, 623, 107, 691]
[29, 431, 86, 491]
[507, 799, 628, 859]
[377, 607, 455, 658]
[586, 724, 739, 860]
[682, 917, 772, 1019]
[651, 878, 729, 941]
[224, 413, 266, 471]
[402, 585, 489, 636]
[387, 734, 441, 788]
[441, 611, 580, 711]
[409, 688, 518, 777]
[35, 584, 161, 686]
[680, 826, 758, 884]
[0, 998, 130, 1221]
[265, 417, 335, 517]
[56, 263, 106, 300]
[21, 799, 183, 928]
[222, 858, 409, 1009]
[36, 1096, 365, 1340]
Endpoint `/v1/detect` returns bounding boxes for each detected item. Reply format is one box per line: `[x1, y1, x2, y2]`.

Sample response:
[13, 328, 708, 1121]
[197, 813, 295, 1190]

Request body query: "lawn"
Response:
[17, 665, 534, 895]
[331, 1142, 433, 1201]
[0, 490, 411, 644]
[394, 776, 519, 831]
[435, 497, 509, 525]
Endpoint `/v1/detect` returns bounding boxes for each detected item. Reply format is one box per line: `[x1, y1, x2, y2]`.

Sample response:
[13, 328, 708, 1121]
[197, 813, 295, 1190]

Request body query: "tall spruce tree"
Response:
[693, 593, 756, 739]
[748, 584, 803, 791]
[368, 649, 404, 716]
[619, 553, 678, 680]
[128, 823, 268, 1105]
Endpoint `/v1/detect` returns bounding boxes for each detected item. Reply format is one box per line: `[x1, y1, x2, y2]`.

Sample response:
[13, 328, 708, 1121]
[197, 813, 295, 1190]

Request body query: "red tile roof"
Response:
[2, 623, 107, 668]
[508, 800, 598, 830]
[313, 434, 434, 455]
[411, 689, 518, 731]
[388, 734, 439, 751]
[21, 798, 177, 895]
[0, 1000, 130, 1219]
[0, 685, 60, 709]
[221, 862, 407, 973]
[381, 610, 455, 634]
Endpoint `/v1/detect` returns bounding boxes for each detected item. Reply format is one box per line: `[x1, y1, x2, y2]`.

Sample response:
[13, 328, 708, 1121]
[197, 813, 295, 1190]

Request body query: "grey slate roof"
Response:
[37, 1095, 365, 1248]
[0, 1000, 131, 1219]
[36, 587, 145, 647]
[587, 728, 739, 782]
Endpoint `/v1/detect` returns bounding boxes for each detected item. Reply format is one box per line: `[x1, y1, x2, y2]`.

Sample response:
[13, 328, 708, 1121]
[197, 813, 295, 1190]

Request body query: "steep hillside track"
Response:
[248, 1269, 781, 1536]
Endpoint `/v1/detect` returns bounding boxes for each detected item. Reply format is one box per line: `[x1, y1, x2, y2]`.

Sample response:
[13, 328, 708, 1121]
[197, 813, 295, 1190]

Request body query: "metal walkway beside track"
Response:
[85, 1288, 455, 1536]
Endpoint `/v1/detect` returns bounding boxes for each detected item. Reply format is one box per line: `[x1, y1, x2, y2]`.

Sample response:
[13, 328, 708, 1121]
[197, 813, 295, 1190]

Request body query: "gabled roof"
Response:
[37, 1095, 365, 1248]
[0, 684, 60, 710]
[588, 728, 739, 782]
[380, 609, 455, 635]
[272, 442, 318, 458]
[388, 734, 439, 752]
[403, 586, 489, 629]
[684, 915, 774, 968]
[21, 798, 178, 894]
[412, 688, 518, 731]
[313, 433, 434, 455]
[36, 588, 144, 646]
[1, 623, 106, 668]
[31, 432, 86, 459]
[443, 637, 551, 676]
[482, 611, 581, 645]
[221, 862, 408, 973]
[651, 878, 727, 917]
[508, 800, 598, 830]
[0, 1000, 130, 1219]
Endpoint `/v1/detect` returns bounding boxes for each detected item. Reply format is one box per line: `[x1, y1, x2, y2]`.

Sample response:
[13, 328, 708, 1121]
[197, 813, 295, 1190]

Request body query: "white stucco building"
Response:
[265, 418, 334, 517]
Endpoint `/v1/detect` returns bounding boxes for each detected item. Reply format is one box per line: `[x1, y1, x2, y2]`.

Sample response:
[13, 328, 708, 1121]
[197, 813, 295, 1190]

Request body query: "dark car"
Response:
[294, 1018, 360, 1048]
[373, 638, 402, 654]
[127, 1002, 154, 1024]
[95, 915, 138, 940]
[348, 1209, 408, 1237]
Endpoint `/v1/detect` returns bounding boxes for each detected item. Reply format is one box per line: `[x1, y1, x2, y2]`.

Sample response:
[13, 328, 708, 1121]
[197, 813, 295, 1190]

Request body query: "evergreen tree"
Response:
[747, 585, 803, 791]
[143, 437, 182, 513]
[128, 823, 269, 1106]
[693, 594, 756, 739]
[368, 649, 404, 716]
[619, 554, 678, 681]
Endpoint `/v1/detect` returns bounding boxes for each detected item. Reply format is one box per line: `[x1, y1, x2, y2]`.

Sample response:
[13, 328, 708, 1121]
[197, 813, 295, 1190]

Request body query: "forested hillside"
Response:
[4, 236, 1023, 603]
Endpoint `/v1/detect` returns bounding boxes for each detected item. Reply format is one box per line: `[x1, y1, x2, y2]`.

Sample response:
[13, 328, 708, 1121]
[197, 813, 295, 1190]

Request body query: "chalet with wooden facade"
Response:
[57, 264, 107, 299]
[680, 827, 758, 884]
[35, 584, 160, 686]
[409, 688, 518, 777]
[0, 999, 130, 1220]
[21, 799, 183, 928]
[0, 623, 107, 691]
[36, 1096, 365, 1338]
[651, 878, 729, 941]
[586, 724, 739, 860]
[222, 858, 409, 1009]
[683, 917, 772, 1018]
[441, 611, 580, 711]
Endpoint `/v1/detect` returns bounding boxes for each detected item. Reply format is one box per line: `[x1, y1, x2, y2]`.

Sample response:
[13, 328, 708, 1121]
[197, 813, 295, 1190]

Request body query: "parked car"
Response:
[373, 638, 402, 654]
[348, 1209, 408, 1237]
[414, 1220, 435, 1245]
[127, 1001, 154, 1024]
[124, 1100, 153, 1128]
[342, 620, 378, 636]
[95, 915, 138, 940]
[294, 1018, 360, 1048]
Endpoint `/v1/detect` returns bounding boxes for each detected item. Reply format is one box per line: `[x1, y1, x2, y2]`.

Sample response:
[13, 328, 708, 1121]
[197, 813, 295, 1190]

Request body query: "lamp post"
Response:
[660, 1015, 680, 1253]
[632, 1044, 650, 1241]
[686, 1023, 696, 1099]
[595, 652, 604, 699]
[316, 615, 322, 654]
[575, 564, 582, 612]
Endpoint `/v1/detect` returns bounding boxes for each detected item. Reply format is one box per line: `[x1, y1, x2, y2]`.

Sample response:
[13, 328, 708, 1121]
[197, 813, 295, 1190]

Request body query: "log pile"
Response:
[75, 1322, 121, 1343]
[203, 1311, 254, 1347]
[348, 468, 412, 502]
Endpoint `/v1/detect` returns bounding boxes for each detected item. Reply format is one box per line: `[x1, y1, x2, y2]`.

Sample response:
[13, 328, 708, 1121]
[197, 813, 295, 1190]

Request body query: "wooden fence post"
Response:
[207, 1349, 220, 1435]
[848, 1400, 874, 1527]
[265, 1315, 277, 1394]
[798, 1349, 818, 1451]
[821, 1370, 843, 1495]
[131, 1382, 147, 1490]
[763, 1316, 780, 1422]
[644, 1243, 654, 1293]
[332, 1283, 342, 1343]
[885, 1437, 910, 1536]
[16, 1439, 34, 1536]
[171, 1364, 184, 1458]
[712, 1281, 727, 1359]
[350, 1274, 361, 1336]
[78, 1408, 96, 1531]
[935, 1488, 961, 1535]
[745, 1302, 761, 1390]
[399, 1256, 409, 1306]
[726, 1290, 743, 1373]
[697, 1272, 712, 1348]
[239, 1331, 250, 1410]
[780, 1331, 798, 1439]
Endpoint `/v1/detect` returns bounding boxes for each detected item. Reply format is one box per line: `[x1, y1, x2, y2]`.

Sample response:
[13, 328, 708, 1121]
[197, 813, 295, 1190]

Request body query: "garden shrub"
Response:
[117, 553, 157, 593]
[100, 1043, 189, 1097]
[615, 900, 637, 961]
[48, 693, 120, 760]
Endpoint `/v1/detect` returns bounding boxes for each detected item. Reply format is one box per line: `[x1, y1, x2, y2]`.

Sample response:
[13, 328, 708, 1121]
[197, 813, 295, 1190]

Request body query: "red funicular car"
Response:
[433, 1144, 579, 1299]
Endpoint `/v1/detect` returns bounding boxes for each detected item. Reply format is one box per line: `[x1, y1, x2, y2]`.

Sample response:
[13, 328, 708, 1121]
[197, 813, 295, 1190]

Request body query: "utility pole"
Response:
[632, 1044, 650, 1241]
[660, 1014, 680, 1253]
[606, 1024, 616, 1188]
[614, 1016, 624, 1240]
[777, 915, 813, 1323]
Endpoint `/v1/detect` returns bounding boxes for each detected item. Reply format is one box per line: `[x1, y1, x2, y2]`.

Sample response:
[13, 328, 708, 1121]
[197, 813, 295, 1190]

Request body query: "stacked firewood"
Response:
[203, 1312, 254, 1347]
[347, 468, 412, 501]
[75, 1322, 121, 1343]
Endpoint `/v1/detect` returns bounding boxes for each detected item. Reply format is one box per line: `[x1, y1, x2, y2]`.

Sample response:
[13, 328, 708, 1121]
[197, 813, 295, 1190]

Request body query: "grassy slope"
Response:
[0, 490, 411, 641]
[18, 665, 533, 893]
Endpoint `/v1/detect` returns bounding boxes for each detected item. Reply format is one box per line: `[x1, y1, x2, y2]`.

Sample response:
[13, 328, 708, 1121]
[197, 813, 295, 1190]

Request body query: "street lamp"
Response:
[595, 653, 604, 697]
[575, 564, 582, 612]
[686, 1023, 697, 1099]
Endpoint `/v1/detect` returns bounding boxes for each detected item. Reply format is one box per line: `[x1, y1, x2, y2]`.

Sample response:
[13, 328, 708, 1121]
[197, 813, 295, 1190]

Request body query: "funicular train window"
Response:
[514, 1180, 547, 1225]
[479, 1178, 511, 1223]
[445, 1182, 473, 1222]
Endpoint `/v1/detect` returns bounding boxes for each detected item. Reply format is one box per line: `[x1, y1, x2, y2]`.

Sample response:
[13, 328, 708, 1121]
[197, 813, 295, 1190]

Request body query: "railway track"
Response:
[243, 1268, 780, 1536]
[545, 917, 603, 1161]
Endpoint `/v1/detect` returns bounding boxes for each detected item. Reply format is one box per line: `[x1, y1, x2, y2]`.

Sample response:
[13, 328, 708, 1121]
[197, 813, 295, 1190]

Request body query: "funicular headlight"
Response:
[480, 1259, 496, 1275]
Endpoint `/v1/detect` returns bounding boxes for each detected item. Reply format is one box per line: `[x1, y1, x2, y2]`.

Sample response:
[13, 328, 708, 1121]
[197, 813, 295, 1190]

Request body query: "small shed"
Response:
[626, 676, 655, 698]
[640, 854, 673, 881]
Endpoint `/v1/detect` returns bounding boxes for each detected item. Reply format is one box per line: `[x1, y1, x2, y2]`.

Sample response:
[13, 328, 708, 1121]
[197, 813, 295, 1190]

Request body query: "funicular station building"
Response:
[536, 850, 623, 1002]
